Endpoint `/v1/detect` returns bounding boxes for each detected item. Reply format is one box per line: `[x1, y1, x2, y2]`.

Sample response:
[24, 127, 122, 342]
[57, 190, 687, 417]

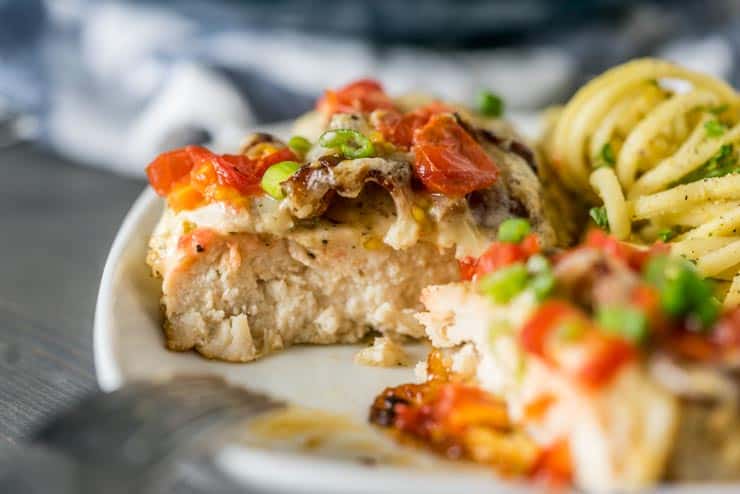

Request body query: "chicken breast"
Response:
[145, 82, 557, 362]
[415, 252, 740, 490]
[148, 208, 458, 361]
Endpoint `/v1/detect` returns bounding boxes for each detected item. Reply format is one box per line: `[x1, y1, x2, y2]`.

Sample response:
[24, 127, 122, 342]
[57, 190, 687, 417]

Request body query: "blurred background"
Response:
[3, 0, 740, 175]
[2, 0, 740, 491]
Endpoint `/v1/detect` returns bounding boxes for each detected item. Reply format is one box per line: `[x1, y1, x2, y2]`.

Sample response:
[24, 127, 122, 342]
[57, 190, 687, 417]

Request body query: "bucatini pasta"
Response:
[544, 58, 740, 305]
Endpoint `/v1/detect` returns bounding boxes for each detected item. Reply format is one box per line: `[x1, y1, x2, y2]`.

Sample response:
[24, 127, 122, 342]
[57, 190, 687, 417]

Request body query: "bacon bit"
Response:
[532, 439, 573, 486]
[461, 234, 541, 281]
[316, 79, 396, 117]
[413, 114, 499, 196]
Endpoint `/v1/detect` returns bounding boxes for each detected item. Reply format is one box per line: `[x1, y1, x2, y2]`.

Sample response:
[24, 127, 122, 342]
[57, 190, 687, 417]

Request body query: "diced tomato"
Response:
[458, 256, 478, 281]
[574, 335, 635, 388]
[462, 234, 540, 281]
[146, 145, 297, 202]
[520, 300, 635, 388]
[316, 78, 396, 116]
[520, 300, 577, 359]
[532, 439, 573, 485]
[413, 114, 498, 196]
[375, 102, 455, 148]
[631, 284, 667, 333]
[584, 229, 665, 271]
[146, 147, 199, 196]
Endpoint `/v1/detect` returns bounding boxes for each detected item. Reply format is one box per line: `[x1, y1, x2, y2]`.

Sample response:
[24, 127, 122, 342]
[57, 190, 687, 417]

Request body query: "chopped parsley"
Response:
[589, 206, 609, 230]
[594, 142, 616, 168]
[704, 119, 727, 138]
[675, 144, 737, 185]
[709, 104, 730, 115]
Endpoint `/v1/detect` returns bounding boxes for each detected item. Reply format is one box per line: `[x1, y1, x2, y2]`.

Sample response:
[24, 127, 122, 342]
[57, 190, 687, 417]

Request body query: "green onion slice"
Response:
[596, 306, 649, 344]
[319, 129, 375, 159]
[497, 218, 531, 243]
[478, 263, 528, 303]
[288, 136, 311, 155]
[260, 161, 301, 200]
[476, 90, 504, 117]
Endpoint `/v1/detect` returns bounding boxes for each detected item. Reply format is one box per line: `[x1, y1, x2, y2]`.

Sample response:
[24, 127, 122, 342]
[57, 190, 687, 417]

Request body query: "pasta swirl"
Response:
[544, 58, 740, 305]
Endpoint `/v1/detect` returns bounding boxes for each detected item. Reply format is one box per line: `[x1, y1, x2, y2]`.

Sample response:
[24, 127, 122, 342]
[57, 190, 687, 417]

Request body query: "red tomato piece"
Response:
[146, 145, 297, 199]
[574, 335, 635, 388]
[520, 300, 576, 359]
[458, 256, 477, 281]
[520, 300, 635, 388]
[464, 234, 540, 280]
[146, 147, 198, 196]
[316, 78, 396, 116]
[532, 439, 573, 485]
[584, 229, 661, 271]
[211, 147, 298, 195]
[413, 114, 498, 196]
[376, 101, 455, 148]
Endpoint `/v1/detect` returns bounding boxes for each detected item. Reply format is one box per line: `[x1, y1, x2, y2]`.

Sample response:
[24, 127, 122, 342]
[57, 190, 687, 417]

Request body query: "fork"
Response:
[3, 376, 284, 493]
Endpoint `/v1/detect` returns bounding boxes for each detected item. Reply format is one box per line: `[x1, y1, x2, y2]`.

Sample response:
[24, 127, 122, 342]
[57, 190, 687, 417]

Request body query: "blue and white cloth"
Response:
[0, 0, 737, 176]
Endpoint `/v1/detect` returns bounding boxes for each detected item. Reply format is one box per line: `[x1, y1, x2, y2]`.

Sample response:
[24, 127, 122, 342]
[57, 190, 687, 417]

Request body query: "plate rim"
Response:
[94, 186, 159, 391]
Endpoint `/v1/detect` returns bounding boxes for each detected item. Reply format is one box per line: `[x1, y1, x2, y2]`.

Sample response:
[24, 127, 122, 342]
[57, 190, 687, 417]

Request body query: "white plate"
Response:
[94, 120, 733, 494]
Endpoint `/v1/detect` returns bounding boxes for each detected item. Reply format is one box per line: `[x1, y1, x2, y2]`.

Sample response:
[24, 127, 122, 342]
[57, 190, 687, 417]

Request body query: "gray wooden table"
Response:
[0, 143, 145, 446]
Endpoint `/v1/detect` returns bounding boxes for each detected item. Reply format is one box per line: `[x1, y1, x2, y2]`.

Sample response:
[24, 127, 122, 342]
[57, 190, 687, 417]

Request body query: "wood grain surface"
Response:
[0, 143, 144, 446]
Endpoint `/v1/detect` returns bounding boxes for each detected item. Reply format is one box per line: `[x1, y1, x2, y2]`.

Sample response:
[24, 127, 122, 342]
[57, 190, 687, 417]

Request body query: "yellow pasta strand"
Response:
[543, 57, 740, 306]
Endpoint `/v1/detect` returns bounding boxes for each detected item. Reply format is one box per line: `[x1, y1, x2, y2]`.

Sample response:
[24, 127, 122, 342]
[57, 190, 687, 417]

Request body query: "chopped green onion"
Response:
[319, 129, 375, 159]
[476, 90, 504, 117]
[479, 263, 528, 303]
[657, 228, 677, 242]
[497, 218, 531, 243]
[695, 296, 721, 330]
[704, 119, 727, 138]
[589, 206, 609, 230]
[288, 135, 311, 155]
[595, 142, 616, 168]
[260, 161, 301, 200]
[529, 272, 555, 301]
[643, 255, 718, 330]
[596, 306, 649, 344]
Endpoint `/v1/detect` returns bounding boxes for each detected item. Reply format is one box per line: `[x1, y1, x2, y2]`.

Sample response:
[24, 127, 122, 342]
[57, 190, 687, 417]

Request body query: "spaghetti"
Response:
[544, 58, 740, 305]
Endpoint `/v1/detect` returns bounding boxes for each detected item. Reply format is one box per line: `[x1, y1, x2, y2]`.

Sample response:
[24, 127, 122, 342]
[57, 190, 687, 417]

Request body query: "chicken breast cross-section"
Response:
[146, 104, 557, 363]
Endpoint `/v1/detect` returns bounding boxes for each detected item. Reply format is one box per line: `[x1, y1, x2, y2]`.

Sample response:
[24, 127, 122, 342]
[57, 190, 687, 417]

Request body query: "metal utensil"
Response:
[2, 376, 284, 494]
